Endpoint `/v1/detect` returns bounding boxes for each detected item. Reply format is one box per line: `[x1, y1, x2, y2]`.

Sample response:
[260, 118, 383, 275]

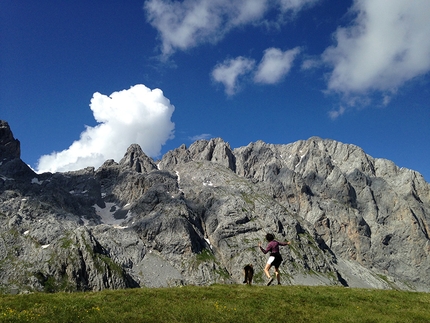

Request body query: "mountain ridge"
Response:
[1, 120, 429, 293]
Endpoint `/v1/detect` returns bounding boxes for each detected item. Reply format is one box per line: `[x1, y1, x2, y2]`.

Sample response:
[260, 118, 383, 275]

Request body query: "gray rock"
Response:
[1, 121, 429, 293]
[0, 121, 20, 161]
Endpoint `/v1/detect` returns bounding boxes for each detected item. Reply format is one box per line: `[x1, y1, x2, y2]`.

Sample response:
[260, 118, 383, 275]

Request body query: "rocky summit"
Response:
[1, 120, 429, 294]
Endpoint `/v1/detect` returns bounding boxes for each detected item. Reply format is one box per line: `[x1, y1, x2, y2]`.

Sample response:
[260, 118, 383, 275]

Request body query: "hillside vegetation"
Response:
[1, 285, 429, 322]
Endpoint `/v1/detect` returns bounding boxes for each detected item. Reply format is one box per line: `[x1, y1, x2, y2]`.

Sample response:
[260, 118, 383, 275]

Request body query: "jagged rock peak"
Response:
[0, 120, 20, 160]
[189, 138, 235, 172]
[119, 144, 157, 173]
[159, 138, 236, 172]
[233, 136, 376, 176]
[158, 143, 191, 170]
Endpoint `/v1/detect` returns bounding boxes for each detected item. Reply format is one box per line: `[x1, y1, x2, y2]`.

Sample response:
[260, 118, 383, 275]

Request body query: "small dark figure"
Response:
[243, 264, 254, 285]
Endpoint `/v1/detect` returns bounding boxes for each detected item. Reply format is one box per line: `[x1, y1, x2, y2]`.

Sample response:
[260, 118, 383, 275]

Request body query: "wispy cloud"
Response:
[212, 47, 301, 94]
[37, 84, 175, 173]
[278, 0, 319, 12]
[211, 57, 256, 95]
[254, 47, 301, 84]
[301, 58, 321, 70]
[144, 0, 320, 57]
[189, 133, 212, 141]
[328, 106, 346, 120]
[322, 0, 430, 99]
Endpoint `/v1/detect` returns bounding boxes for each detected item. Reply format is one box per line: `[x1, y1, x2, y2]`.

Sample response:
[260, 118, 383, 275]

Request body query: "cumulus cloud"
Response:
[322, 0, 430, 96]
[254, 47, 301, 84]
[212, 57, 256, 95]
[36, 84, 175, 173]
[144, 0, 319, 56]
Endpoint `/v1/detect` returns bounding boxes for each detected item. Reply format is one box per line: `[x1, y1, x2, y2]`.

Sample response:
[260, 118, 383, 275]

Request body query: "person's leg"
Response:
[274, 267, 280, 284]
[264, 263, 272, 278]
[264, 263, 274, 285]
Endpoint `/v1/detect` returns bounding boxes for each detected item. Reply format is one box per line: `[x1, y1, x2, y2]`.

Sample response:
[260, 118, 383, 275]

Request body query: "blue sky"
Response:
[1, 0, 429, 181]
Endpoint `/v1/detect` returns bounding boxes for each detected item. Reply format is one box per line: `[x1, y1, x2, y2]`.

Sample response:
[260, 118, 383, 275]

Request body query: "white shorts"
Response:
[267, 256, 275, 265]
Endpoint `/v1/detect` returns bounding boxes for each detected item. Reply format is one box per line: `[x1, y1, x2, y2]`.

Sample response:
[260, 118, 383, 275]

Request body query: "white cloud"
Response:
[36, 84, 175, 173]
[328, 106, 346, 120]
[278, 0, 319, 12]
[212, 57, 255, 95]
[323, 0, 430, 96]
[212, 47, 301, 94]
[144, 0, 319, 56]
[301, 58, 320, 70]
[254, 47, 301, 84]
[189, 133, 212, 141]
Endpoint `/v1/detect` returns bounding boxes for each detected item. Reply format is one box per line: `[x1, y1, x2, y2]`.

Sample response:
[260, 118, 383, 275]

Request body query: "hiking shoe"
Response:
[266, 278, 274, 286]
[277, 282, 281, 285]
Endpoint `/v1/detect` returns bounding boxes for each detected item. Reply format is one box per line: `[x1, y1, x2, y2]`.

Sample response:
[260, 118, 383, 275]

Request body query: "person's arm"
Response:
[279, 241, 290, 246]
[258, 242, 269, 254]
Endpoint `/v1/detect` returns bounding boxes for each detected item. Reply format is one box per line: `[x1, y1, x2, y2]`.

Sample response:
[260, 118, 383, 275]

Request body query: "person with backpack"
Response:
[259, 233, 290, 285]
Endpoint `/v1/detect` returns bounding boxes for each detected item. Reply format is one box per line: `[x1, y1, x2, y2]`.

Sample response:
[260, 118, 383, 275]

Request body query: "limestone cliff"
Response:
[1, 121, 429, 293]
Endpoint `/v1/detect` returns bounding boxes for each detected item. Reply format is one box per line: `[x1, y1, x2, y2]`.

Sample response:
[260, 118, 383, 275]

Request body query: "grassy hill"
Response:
[1, 284, 429, 322]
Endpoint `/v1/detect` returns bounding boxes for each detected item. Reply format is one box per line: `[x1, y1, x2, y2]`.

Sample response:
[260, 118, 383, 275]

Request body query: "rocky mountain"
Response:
[1, 120, 429, 293]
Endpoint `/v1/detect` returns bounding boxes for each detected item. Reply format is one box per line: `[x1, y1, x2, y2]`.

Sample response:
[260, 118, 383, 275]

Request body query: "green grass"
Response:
[1, 285, 429, 322]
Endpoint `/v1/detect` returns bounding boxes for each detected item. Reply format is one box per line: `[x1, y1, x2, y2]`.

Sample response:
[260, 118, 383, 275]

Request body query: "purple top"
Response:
[260, 240, 288, 255]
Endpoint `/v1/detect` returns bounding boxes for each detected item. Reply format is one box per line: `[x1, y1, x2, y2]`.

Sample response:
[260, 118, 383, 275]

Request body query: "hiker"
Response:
[259, 233, 290, 285]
